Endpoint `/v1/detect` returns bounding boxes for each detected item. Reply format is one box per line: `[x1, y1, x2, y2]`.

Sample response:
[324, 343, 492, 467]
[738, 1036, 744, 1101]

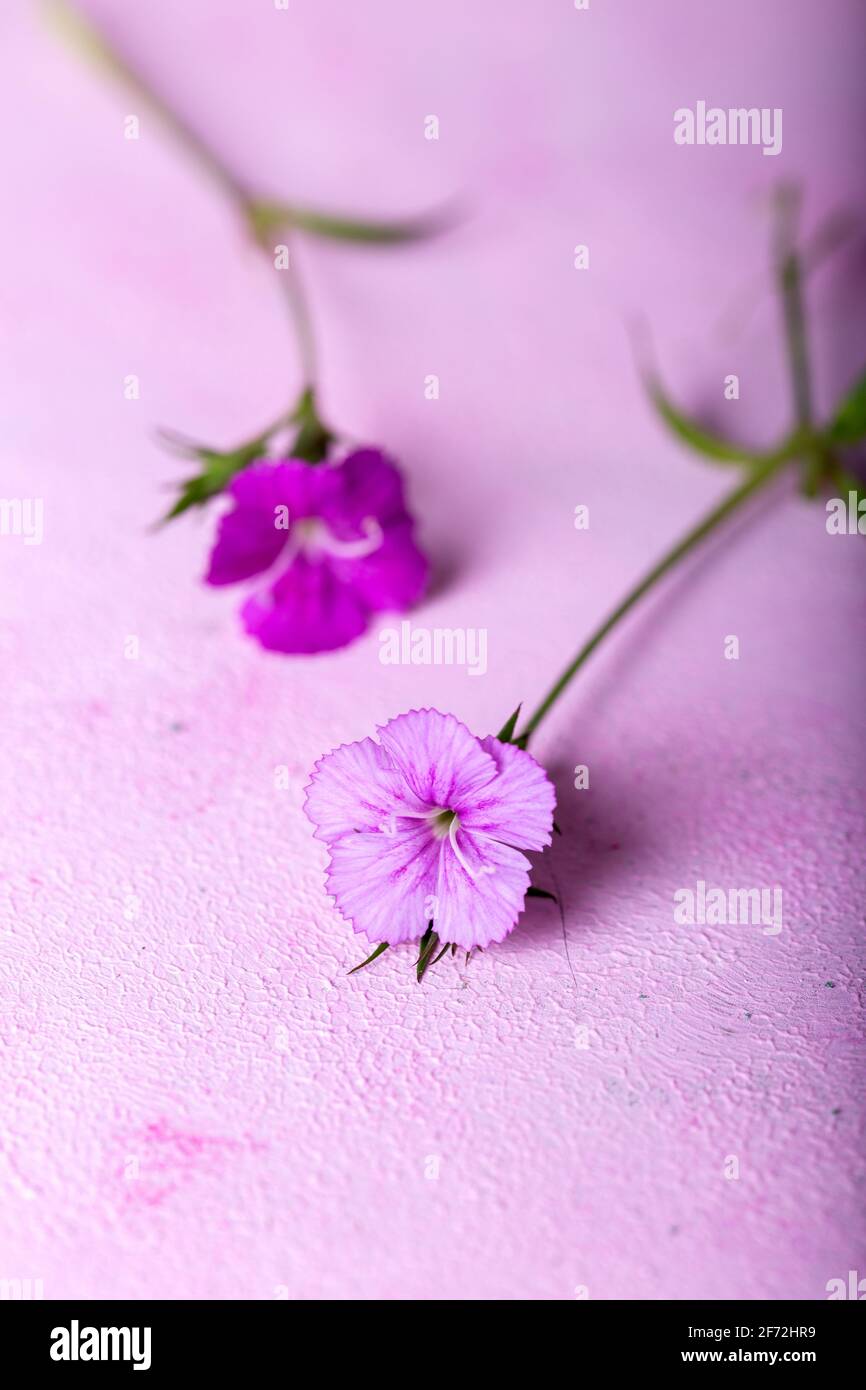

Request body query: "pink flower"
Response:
[304, 709, 556, 950]
[205, 450, 427, 653]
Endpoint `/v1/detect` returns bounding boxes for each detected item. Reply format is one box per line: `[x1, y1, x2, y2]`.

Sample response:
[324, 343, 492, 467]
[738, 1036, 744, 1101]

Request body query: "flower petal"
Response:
[304, 736, 427, 846]
[205, 460, 339, 586]
[204, 463, 292, 586]
[433, 828, 531, 949]
[319, 449, 412, 534]
[460, 737, 556, 851]
[241, 554, 368, 653]
[376, 709, 498, 812]
[330, 517, 428, 612]
[325, 822, 440, 944]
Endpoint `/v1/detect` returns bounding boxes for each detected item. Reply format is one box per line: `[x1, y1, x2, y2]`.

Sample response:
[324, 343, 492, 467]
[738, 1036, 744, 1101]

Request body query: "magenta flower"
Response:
[205, 449, 427, 653]
[304, 709, 556, 950]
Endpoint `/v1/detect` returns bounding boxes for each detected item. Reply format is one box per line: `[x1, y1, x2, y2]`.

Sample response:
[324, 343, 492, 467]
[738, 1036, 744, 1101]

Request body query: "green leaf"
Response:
[646, 378, 759, 465]
[347, 942, 389, 975]
[496, 705, 522, 744]
[526, 886, 557, 904]
[248, 200, 449, 247]
[828, 369, 866, 444]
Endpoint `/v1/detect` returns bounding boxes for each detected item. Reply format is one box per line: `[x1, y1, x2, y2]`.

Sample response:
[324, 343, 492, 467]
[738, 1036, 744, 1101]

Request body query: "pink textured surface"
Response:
[1, 0, 864, 1300]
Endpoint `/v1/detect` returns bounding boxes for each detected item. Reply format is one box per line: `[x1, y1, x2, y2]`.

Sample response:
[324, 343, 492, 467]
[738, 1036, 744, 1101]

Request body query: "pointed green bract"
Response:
[828, 368, 866, 444]
[496, 705, 522, 743]
[415, 924, 440, 982]
[160, 453, 245, 523]
[347, 942, 389, 975]
[158, 424, 280, 523]
[159, 387, 335, 522]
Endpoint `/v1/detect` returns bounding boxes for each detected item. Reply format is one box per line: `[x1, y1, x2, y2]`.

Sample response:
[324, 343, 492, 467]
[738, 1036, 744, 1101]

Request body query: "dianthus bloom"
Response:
[304, 709, 556, 949]
[205, 450, 427, 653]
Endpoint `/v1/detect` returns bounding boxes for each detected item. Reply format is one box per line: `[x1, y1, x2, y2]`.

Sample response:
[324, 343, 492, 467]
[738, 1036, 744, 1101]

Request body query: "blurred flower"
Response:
[206, 449, 427, 653]
[50, 4, 451, 646]
[304, 709, 556, 951]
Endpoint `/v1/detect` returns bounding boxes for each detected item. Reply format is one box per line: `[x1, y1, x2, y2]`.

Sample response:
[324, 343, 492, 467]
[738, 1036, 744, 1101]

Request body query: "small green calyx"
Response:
[157, 433, 273, 525]
[157, 387, 337, 524]
[288, 387, 335, 465]
[347, 925, 475, 983]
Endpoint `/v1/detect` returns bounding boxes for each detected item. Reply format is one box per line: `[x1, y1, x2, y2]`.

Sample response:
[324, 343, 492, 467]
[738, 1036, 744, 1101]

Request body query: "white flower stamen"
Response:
[295, 515, 383, 561]
[448, 814, 486, 879]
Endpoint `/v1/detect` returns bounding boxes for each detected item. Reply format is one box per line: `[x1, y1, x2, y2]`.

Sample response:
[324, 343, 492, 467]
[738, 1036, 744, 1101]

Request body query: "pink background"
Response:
[1, 0, 864, 1300]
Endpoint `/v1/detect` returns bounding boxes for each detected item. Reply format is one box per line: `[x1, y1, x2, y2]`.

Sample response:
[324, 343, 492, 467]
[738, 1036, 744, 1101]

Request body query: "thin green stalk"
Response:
[518, 448, 790, 744]
[778, 252, 813, 432]
[49, 0, 318, 387]
[774, 187, 823, 494]
[49, 0, 251, 206]
[519, 190, 832, 746]
[273, 236, 318, 388]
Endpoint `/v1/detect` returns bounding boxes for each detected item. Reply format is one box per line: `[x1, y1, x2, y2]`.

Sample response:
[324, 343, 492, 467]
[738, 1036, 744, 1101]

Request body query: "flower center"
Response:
[293, 515, 383, 561]
[430, 808, 458, 839]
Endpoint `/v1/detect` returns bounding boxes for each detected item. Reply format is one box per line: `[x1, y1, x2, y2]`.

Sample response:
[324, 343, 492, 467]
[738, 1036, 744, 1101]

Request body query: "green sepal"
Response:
[158, 438, 269, 524]
[827, 368, 866, 444]
[415, 924, 439, 983]
[496, 705, 522, 743]
[347, 942, 389, 975]
[288, 387, 335, 464]
[158, 387, 335, 522]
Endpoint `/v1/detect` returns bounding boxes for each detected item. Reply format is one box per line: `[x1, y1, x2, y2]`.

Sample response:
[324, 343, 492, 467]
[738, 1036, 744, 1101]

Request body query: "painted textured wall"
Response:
[0, 0, 864, 1300]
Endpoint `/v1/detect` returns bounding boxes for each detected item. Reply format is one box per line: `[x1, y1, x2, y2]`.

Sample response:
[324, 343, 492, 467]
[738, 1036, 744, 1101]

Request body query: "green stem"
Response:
[274, 236, 318, 388]
[774, 186, 823, 494]
[779, 255, 812, 432]
[50, 0, 318, 388]
[518, 448, 790, 744]
[50, 0, 251, 205]
[520, 190, 833, 746]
